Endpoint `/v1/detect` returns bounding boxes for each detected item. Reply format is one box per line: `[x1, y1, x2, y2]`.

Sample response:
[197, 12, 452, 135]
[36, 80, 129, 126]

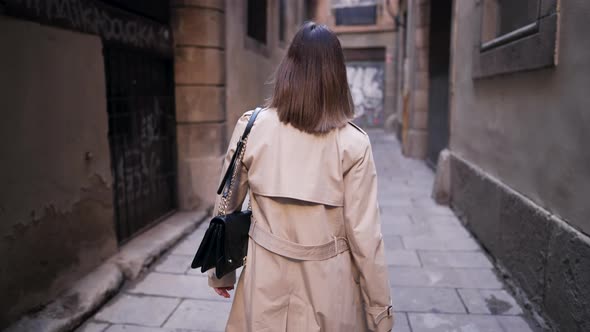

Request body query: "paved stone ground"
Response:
[78, 130, 539, 332]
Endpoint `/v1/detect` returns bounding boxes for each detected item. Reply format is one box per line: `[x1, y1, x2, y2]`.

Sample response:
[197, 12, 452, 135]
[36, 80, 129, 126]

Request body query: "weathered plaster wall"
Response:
[449, 1, 590, 330]
[0, 17, 116, 326]
[225, 0, 293, 135]
[450, 0, 590, 237]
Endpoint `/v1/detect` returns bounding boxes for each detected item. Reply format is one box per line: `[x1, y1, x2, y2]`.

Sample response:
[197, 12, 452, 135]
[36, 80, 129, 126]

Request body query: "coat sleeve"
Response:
[207, 112, 252, 288]
[343, 140, 394, 332]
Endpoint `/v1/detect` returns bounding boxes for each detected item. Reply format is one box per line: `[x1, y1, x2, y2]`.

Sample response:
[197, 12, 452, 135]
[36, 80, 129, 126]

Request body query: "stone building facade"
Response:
[0, 0, 304, 327]
[396, 0, 590, 330]
[392, 0, 453, 164]
[448, 1, 589, 330]
[310, 0, 398, 129]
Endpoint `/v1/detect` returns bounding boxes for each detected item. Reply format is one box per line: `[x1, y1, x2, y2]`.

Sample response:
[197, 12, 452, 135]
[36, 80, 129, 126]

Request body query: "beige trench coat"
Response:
[208, 109, 393, 332]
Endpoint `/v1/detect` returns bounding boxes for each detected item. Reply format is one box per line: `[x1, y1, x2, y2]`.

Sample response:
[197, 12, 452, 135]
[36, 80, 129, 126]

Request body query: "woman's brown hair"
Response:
[268, 22, 354, 134]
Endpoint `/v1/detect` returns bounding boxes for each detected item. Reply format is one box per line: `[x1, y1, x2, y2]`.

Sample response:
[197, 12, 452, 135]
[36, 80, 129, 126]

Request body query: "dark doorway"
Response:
[104, 46, 177, 244]
[426, 0, 452, 167]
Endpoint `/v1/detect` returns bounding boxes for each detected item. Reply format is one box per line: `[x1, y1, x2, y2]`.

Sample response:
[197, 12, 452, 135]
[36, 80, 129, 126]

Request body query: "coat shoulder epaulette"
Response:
[348, 121, 367, 135]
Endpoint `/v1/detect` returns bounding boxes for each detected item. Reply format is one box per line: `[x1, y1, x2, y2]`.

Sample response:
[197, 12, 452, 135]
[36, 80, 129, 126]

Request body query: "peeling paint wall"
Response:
[0, 17, 117, 327]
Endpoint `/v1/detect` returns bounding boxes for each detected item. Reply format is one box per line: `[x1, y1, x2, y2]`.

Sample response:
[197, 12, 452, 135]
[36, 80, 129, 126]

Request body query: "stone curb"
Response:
[5, 209, 211, 332]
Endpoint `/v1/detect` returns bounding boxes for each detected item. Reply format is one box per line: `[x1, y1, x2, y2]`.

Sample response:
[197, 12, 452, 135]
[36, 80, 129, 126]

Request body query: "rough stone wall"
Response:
[402, 0, 429, 158]
[451, 155, 590, 331]
[449, 0, 590, 330]
[0, 17, 117, 327]
[171, 0, 226, 210]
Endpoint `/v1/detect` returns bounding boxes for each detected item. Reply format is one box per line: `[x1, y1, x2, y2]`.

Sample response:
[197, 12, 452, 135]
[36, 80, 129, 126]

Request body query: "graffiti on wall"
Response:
[114, 109, 162, 207]
[346, 61, 385, 127]
[103, 46, 176, 242]
[4, 0, 172, 55]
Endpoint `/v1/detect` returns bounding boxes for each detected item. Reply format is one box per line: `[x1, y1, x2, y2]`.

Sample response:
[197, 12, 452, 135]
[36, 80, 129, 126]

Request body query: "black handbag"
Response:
[190, 108, 262, 279]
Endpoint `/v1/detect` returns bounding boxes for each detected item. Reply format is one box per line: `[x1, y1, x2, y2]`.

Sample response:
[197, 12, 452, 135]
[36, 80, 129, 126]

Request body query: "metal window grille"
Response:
[334, 5, 377, 26]
[104, 46, 177, 243]
[247, 0, 268, 44]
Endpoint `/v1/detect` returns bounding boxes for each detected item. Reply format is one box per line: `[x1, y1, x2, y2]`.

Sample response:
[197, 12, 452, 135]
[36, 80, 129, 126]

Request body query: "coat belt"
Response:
[249, 222, 350, 261]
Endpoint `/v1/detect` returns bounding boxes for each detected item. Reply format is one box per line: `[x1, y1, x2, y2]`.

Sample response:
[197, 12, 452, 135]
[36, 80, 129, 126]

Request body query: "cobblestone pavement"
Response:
[78, 129, 539, 332]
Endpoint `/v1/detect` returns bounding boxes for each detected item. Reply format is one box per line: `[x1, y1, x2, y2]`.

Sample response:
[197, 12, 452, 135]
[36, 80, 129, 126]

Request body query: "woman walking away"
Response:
[209, 22, 394, 332]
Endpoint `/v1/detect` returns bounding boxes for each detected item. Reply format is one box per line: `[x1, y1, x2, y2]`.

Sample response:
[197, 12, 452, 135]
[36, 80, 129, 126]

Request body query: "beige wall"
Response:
[450, 0, 590, 235]
[172, 0, 226, 210]
[0, 17, 116, 326]
[225, 0, 299, 135]
[312, 0, 397, 130]
[392, 0, 431, 158]
[173, 0, 302, 209]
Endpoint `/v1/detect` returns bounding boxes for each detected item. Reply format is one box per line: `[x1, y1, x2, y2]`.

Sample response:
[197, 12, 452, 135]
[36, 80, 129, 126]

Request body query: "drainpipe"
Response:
[406, 0, 418, 134]
[384, 0, 399, 132]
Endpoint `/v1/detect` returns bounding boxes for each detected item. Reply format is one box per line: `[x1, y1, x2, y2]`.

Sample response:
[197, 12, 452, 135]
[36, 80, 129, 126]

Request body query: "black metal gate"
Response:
[2, 0, 177, 243]
[426, 0, 452, 168]
[104, 46, 177, 243]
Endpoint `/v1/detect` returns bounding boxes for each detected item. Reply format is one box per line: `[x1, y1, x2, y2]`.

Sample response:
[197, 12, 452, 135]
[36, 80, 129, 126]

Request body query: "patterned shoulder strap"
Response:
[216, 107, 263, 196]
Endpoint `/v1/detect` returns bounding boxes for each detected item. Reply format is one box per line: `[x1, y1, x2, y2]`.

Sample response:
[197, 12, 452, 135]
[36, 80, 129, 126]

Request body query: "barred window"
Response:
[247, 0, 267, 44]
[332, 0, 377, 26]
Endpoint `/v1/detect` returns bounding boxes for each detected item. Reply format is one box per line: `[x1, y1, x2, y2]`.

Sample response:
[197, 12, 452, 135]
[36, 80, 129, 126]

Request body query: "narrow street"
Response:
[77, 129, 538, 332]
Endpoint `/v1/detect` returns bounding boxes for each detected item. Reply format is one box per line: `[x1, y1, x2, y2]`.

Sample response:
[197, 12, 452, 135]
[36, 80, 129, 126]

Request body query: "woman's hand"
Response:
[214, 286, 234, 298]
